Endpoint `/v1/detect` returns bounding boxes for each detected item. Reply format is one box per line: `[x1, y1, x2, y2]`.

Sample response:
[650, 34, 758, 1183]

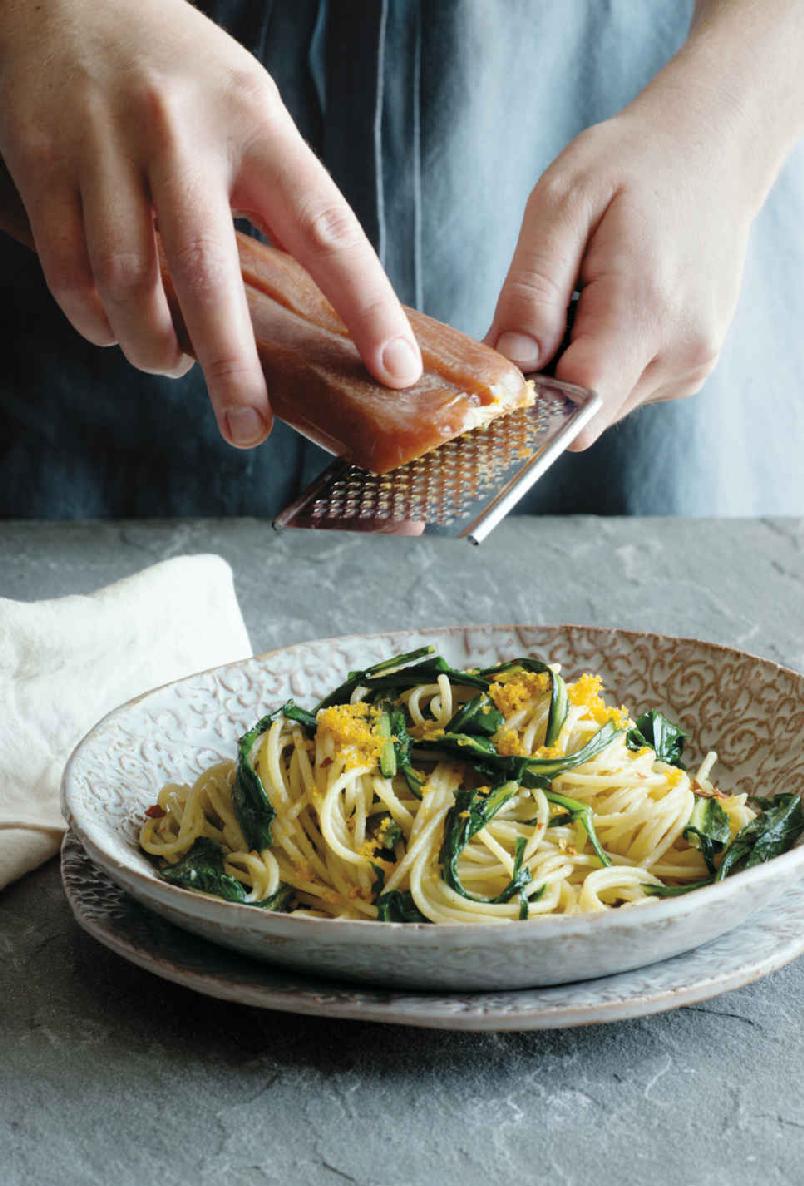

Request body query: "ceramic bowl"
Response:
[62, 625, 804, 991]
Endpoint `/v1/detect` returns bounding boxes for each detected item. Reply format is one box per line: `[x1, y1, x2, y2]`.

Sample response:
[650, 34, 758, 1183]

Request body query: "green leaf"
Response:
[417, 723, 621, 803]
[626, 709, 687, 769]
[440, 782, 533, 904]
[520, 722, 621, 780]
[281, 700, 317, 733]
[445, 693, 505, 738]
[376, 890, 430, 923]
[376, 711, 397, 778]
[369, 812, 403, 857]
[251, 884, 295, 912]
[545, 672, 569, 747]
[684, 796, 732, 874]
[644, 878, 713, 898]
[401, 765, 425, 799]
[385, 706, 423, 797]
[314, 646, 436, 711]
[364, 656, 490, 695]
[232, 713, 279, 851]
[417, 731, 500, 764]
[716, 793, 804, 881]
[540, 787, 611, 868]
[160, 837, 247, 903]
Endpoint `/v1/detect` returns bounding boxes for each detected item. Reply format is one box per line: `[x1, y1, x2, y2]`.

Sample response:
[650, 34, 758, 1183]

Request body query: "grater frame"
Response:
[273, 375, 600, 545]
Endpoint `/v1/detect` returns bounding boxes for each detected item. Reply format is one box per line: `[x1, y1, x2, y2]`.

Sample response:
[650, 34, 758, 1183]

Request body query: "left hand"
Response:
[486, 72, 766, 451]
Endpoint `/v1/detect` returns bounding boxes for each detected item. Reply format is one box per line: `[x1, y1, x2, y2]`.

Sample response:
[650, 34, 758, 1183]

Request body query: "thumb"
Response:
[486, 176, 601, 371]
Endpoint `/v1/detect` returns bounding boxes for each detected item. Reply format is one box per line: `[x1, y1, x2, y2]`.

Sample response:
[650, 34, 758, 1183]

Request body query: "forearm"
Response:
[625, 0, 804, 212]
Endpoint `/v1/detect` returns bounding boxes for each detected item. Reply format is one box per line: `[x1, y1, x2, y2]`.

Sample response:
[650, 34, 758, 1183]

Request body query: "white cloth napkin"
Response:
[0, 554, 252, 890]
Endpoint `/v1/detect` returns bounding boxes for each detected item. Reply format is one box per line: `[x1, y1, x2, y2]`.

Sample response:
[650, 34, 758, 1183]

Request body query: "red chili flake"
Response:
[145, 804, 166, 819]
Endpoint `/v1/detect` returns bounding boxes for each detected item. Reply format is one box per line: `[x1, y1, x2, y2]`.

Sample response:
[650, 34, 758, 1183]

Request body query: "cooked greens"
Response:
[369, 812, 403, 857]
[160, 837, 293, 911]
[538, 786, 611, 868]
[417, 721, 622, 785]
[644, 878, 713, 898]
[314, 646, 436, 711]
[232, 712, 278, 852]
[626, 709, 687, 769]
[375, 890, 430, 923]
[160, 837, 247, 902]
[684, 795, 732, 874]
[387, 705, 424, 797]
[445, 692, 505, 738]
[252, 884, 296, 911]
[716, 792, 803, 880]
[145, 645, 802, 921]
[440, 782, 533, 906]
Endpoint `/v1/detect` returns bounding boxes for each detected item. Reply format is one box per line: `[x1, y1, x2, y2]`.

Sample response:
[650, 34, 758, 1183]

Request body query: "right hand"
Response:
[0, 0, 422, 447]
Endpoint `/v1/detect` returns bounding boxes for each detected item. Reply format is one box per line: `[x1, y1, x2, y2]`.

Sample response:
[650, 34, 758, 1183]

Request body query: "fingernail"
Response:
[224, 406, 267, 447]
[380, 337, 421, 386]
[494, 331, 541, 368]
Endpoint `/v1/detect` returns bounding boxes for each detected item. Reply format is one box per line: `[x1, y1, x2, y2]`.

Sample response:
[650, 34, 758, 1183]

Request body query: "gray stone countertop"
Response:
[1, 517, 803, 1186]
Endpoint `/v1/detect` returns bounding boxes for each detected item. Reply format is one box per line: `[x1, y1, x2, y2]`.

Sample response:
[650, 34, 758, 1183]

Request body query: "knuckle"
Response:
[170, 236, 230, 296]
[350, 293, 395, 330]
[45, 253, 92, 302]
[678, 378, 706, 400]
[133, 71, 185, 148]
[14, 128, 62, 177]
[230, 65, 281, 114]
[531, 169, 586, 215]
[93, 250, 153, 302]
[505, 257, 567, 310]
[298, 202, 364, 258]
[202, 354, 256, 387]
[683, 331, 721, 374]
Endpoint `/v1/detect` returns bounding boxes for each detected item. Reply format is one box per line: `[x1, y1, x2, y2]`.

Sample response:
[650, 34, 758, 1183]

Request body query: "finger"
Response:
[152, 163, 271, 448]
[237, 119, 422, 390]
[23, 185, 116, 347]
[485, 173, 609, 371]
[555, 278, 656, 451]
[82, 149, 191, 377]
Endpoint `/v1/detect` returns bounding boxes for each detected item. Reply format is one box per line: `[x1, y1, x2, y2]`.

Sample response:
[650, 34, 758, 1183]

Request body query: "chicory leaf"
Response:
[440, 782, 533, 904]
[161, 837, 247, 903]
[233, 712, 278, 851]
[684, 796, 732, 874]
[716, 793, 804, 880]
[626, 709, 687, 769]
[376, 890, 430, 923]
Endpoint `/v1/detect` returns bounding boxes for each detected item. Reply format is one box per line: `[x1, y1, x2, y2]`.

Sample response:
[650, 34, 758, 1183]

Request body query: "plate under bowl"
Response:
[62, 624, 804, 991]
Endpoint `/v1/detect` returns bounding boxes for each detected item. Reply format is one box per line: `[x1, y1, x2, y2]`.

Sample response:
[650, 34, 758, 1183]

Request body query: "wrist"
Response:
[625, 41, 799, 216]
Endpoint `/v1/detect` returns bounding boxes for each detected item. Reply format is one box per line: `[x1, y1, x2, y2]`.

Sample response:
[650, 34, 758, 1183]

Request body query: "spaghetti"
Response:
[139, 646, 799, 922]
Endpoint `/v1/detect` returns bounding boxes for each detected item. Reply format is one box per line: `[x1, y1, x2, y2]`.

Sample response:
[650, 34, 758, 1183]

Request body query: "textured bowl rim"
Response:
[62, 622, 804, 937]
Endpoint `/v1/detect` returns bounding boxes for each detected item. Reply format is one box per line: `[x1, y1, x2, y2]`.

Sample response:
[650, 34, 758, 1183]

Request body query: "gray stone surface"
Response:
[1, 517, 803, 1186]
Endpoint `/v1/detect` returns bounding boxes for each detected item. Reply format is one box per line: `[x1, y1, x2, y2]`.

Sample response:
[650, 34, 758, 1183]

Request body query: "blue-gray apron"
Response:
[1, 0, 802, 518]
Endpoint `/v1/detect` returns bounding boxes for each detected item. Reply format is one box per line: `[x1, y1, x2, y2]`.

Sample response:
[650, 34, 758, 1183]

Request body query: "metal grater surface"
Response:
[274, 376, 600, 544]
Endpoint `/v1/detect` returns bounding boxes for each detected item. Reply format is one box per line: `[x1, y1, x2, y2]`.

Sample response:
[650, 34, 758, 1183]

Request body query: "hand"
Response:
[0, 0, 421, 448]
[486, 66, 770, 451]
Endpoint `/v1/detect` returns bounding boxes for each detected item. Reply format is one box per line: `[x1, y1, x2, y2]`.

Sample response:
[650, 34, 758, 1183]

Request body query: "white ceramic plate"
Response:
[62, 625, 804, 991]
[62, 831, 804, 1031]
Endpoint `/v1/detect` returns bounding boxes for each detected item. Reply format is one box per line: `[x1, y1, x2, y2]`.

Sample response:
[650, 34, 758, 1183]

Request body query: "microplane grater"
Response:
[273, 375, 600, 545]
